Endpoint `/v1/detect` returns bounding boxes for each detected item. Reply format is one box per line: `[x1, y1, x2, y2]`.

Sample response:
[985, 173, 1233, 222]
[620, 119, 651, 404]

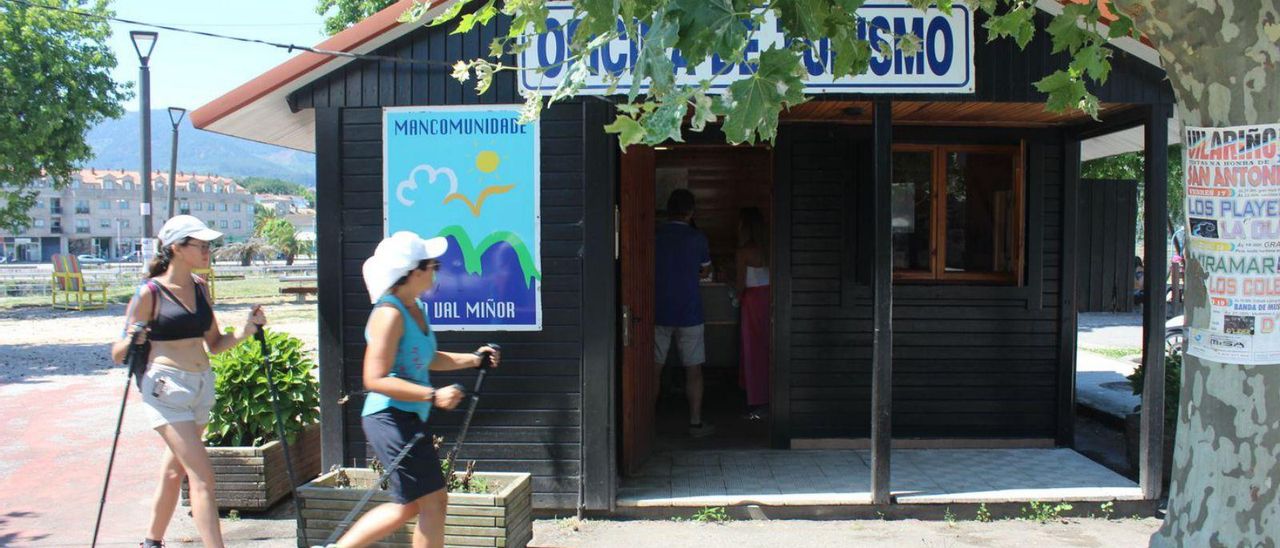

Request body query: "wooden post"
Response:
[870, 99, 894, 505]
[1140, 104, 1169, 499]
[1057, 136, 1082, 446]
[315, 107, 346, 471]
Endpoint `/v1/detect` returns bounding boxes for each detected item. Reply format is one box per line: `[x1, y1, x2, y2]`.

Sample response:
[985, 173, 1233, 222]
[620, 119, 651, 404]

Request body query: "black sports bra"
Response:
[148, 279, 213, 341]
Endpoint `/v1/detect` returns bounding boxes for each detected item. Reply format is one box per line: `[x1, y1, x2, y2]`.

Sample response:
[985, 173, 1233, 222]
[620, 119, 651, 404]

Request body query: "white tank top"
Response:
[745, 266, 770, 288]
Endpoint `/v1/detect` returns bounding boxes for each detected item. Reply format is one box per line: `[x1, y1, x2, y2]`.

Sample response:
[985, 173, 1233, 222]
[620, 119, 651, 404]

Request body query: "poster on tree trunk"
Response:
[383, 105, 541, 331]
[1183, 123, 1280, 364]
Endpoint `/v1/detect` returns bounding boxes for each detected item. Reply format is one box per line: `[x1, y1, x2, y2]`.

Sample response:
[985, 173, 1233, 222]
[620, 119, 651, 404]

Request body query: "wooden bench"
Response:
[50, 254, 109, 311]
[280, 285, 318, 303]
[279, 275, 318, 303]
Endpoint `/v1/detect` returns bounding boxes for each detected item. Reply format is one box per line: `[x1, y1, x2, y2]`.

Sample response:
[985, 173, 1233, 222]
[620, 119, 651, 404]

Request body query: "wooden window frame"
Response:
[892, 143, 1026, 285]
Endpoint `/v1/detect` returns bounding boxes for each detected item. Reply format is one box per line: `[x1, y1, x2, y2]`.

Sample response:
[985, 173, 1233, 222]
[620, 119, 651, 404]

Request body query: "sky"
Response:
[106, 0, 331, 112]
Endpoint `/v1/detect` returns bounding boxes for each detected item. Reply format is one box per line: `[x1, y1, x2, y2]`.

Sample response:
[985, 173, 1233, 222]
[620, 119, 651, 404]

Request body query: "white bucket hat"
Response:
[362, 231, 449, 303]
[157, 215, 223, 246]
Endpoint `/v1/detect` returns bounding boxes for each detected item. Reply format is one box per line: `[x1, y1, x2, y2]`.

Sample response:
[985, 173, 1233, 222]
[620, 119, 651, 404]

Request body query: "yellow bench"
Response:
[193, 267, 216, 303]
[50, 254, 108, 311]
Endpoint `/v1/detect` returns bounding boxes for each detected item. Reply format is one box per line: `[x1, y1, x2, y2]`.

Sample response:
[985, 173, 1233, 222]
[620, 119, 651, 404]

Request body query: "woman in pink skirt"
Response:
[736, 207, 771, 420]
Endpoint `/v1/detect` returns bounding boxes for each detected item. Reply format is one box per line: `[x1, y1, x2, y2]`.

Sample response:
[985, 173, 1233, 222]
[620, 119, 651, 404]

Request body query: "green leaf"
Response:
[1107, 15, 1136, 39]
[670, 0, 745, 66]
[828, 25, 872, 79]
[603, 114, 648, 149]
[451, 0, 499, 35]
[720, 47, 808, 144]
[1070, 42, 1112, 83]
[775, 0, 833, 39]
[689, 91, 717, 132]
[427, 0, 471, 27]
[628, 7, 679, 99]
[983, 5, 1035, 49]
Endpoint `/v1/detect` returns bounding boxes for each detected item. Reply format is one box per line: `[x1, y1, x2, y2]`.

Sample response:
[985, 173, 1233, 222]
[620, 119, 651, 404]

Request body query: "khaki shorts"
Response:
[139, 364, 216, 429]
[654, 324, 706, 367]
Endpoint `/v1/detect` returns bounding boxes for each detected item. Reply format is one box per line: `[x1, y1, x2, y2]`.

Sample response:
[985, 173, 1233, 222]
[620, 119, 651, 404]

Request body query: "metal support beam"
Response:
[870, 99, 894, 505]
[1139, 104, 1170, 499]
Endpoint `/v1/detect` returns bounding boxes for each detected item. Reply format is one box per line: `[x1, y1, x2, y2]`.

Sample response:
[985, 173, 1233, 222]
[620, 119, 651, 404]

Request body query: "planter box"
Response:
[182, 423, 322, 511]
[296, 469, 532, 548]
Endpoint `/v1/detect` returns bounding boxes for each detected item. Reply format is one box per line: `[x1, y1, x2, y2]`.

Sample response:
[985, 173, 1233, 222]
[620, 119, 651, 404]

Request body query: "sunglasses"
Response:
[420, 261, 441, 272]
[183, 242, 211, 252]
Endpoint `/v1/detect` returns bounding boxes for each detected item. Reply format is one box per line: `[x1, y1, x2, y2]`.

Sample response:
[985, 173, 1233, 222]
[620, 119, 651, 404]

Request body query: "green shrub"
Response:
[1126, 351, 1181, 427]
[205, 328, 319, 447]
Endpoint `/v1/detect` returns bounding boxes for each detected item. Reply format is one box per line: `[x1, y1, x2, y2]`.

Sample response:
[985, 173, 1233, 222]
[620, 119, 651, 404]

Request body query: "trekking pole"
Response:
[320, 344, 499, 547]
[446, 344, 500, 471]
[320, 432, 427, 546]
[92, 322, 147, 548]
[255, 328, 308, 545]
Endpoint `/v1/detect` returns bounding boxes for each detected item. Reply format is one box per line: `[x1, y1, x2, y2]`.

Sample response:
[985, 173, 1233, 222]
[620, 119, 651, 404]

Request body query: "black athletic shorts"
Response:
[362, 408, 446, 504]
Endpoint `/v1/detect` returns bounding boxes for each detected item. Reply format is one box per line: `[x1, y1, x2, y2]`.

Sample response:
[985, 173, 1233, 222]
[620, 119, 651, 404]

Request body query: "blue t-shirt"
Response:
[655, 221, 711, 327]
[362, 296, 438, 421]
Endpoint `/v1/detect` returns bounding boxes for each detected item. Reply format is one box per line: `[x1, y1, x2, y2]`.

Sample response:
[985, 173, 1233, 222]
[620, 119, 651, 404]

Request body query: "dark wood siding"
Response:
[300, 14, 591, 509]
[779, 125, 1067, 440]
[1076, 179, 1139, 313]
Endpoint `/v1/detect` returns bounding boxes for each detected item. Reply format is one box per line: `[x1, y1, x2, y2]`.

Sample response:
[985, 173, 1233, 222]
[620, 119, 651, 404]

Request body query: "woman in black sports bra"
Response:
[110, 216, 267, 548]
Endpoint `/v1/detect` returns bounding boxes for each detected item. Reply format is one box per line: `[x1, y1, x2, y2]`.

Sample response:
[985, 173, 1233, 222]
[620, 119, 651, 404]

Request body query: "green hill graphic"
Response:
[438, 225, 541, 287]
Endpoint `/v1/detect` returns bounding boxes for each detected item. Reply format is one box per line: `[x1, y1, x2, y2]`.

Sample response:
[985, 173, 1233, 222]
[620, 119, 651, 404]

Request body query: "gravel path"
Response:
[0, 302, 319, 386]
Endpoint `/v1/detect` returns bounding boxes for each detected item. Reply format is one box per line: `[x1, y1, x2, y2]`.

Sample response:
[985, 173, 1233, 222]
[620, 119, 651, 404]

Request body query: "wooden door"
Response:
[620, 145, 656, 476]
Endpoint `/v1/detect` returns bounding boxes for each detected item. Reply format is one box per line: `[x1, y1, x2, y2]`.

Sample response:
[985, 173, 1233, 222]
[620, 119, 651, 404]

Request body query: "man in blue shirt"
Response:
[655, 189, 715, 437]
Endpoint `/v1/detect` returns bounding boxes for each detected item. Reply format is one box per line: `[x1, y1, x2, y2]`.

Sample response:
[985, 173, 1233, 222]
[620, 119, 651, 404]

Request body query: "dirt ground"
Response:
[0, 302, 1162, 547]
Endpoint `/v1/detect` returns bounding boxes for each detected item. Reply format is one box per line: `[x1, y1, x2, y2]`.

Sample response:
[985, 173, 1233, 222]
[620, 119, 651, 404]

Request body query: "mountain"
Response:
[86, 110, 315, 187]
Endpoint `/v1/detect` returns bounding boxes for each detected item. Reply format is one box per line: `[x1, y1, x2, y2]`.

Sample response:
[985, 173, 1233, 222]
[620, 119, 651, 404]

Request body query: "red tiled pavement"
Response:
[0, 370, 167, 547]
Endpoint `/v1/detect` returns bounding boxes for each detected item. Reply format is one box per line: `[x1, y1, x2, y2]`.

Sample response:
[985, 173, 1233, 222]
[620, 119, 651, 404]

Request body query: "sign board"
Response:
[383, 106, 542, 331]
[519, 1, 974, 95]
[140, 237, 157, 272]
[1183, 123, 1280, 364]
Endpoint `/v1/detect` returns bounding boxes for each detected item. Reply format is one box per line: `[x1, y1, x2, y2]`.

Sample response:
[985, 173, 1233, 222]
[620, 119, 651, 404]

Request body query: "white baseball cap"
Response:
[362, 231, 449, 303]
[158, 215, 223, 246]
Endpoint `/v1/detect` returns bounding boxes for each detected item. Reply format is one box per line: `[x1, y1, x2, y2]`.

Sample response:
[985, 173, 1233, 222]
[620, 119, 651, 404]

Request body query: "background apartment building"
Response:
[1, 169, 255, 262]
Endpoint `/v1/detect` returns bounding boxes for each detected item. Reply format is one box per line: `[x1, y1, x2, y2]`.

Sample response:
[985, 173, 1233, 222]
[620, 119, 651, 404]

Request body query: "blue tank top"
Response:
[361, 296, 438, 421]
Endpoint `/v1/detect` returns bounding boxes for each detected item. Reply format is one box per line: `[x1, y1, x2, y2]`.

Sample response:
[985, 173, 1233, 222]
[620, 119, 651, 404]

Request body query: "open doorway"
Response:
[619, 144, 774, 475]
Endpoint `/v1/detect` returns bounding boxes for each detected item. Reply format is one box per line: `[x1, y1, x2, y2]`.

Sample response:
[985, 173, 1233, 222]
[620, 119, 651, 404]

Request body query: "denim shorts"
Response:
[139, 364, 216, 429]
[362, 408, 446, 504]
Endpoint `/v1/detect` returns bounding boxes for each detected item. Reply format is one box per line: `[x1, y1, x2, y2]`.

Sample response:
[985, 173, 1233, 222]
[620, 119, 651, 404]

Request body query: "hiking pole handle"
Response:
[473, 343, 501, 370]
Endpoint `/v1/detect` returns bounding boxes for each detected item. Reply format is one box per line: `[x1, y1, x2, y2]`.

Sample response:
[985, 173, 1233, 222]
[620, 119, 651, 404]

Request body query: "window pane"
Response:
[892, 150, 933, 272]
[945, 151, 1017, 275]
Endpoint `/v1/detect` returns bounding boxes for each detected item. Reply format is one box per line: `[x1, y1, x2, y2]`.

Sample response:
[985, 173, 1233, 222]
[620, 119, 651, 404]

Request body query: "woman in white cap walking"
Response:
[329, 231, 499, 548]
[110, 215, 267, 548]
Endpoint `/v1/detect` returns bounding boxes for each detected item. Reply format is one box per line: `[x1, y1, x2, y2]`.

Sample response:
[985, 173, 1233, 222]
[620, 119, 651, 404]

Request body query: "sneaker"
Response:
[688, 422, 716, 438]
[141, 540, 164, 548]
[743, 405, 770, 421]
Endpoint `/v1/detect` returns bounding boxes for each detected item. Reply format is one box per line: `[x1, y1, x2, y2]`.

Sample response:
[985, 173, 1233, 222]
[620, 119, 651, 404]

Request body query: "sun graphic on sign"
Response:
[443, 149, 516, 217]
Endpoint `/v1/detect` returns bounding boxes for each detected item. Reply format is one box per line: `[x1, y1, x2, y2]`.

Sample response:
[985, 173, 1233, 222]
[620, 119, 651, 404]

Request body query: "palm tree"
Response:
[214, 238, 277, 267]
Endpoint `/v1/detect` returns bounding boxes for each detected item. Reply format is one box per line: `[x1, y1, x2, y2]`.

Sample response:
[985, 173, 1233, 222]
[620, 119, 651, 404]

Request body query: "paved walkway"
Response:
[1076, 350, 1142, 421]
[1077, 312, 1144, 349]
[619, 448, 1140, 508]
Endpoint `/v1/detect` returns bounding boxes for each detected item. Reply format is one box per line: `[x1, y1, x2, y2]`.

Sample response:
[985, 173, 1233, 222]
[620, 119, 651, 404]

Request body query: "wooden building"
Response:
[193, 0, 1174, 513]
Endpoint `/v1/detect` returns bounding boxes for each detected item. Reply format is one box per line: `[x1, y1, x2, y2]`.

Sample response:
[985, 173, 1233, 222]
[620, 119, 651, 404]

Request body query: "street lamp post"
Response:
[167, 107, 186, 220]
[130, 30, 158, 241]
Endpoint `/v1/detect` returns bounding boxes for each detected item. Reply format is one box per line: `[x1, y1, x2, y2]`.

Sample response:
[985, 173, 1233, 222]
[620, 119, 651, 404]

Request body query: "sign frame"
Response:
[382, 104, 543, 332]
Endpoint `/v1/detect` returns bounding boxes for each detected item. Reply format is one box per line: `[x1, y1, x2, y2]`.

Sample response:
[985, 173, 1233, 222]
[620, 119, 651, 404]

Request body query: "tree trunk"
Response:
[286, 252, 295, 266]
[1114, 2, 1280, 545]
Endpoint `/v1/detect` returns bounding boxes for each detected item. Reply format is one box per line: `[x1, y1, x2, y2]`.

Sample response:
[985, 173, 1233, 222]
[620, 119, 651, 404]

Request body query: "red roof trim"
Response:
[194, 0, 1157, 132]
[191, 0, 440, 130]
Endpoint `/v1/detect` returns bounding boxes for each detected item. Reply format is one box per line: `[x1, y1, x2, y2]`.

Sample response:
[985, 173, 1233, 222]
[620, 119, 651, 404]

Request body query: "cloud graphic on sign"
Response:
[397, 164, 456, 207]
[397, 162, 514, 217]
